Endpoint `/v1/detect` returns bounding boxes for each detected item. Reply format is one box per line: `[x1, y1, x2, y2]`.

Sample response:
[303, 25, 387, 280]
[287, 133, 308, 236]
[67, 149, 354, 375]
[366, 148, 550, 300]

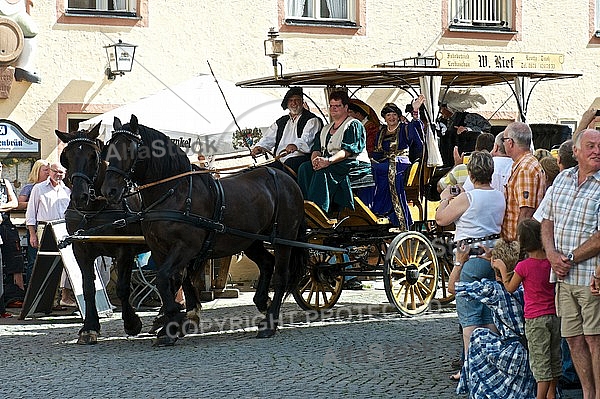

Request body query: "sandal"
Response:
[449, 372, 460, 381]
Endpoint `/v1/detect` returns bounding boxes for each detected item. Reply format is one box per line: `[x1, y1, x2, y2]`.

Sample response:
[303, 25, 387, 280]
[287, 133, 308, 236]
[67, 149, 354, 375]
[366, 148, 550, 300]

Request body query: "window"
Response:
[595, 0, 600, 37]
[66, 0, 136, 17]
[58, 0, 146, 26]
[285, 0, 357, 26]
[558, 120, 577, 136]
[448, 0, 512, 31]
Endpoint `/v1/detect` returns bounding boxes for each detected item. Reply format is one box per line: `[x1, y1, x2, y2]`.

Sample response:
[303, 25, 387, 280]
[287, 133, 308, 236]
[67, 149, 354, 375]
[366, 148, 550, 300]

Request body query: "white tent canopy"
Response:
[79, 74, 283, 156]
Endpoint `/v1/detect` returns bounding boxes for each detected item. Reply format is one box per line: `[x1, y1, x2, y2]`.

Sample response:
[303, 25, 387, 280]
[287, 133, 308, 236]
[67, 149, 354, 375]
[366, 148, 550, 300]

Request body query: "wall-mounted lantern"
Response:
[104, 39, 137, 80]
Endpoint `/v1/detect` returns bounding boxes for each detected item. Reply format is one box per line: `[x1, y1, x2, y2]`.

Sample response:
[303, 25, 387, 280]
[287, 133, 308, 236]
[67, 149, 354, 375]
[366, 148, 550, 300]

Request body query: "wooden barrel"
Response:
[0, 16, 24, 65]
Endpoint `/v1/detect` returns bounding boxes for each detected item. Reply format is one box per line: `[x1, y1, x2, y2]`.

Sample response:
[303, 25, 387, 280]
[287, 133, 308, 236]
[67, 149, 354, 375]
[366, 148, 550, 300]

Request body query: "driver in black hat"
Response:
[251, 87, 322, 176]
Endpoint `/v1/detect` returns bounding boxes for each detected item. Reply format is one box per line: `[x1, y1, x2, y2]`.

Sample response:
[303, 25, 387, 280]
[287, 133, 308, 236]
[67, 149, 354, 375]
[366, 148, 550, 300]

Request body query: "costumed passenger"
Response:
[0, 0, 41, 83]
[370, 95, 424, 229]
[297, 90, 370, 214]
[251, 87, 322, 177]
[347, 98, 381, 158]
[437, 89, 490, 168]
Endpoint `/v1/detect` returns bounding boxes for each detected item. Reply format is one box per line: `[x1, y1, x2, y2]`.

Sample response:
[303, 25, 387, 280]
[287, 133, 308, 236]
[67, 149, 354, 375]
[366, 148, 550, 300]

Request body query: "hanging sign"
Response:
[0, 119, 40, 156]
[435, 51, 564, 71]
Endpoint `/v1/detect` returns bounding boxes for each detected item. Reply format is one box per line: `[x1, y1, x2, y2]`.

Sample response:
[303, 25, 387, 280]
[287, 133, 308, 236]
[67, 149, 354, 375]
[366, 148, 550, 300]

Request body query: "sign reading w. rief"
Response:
[435, 51, 564, 71]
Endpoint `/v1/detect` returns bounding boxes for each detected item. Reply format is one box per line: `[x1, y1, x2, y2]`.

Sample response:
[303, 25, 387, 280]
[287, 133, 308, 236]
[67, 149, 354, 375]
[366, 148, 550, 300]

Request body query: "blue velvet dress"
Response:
[370, 120, 423, 228]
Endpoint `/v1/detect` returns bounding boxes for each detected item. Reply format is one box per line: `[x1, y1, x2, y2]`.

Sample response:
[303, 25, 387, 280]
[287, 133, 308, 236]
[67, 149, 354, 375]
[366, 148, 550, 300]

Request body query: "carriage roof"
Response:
[236, 66, 582, 89]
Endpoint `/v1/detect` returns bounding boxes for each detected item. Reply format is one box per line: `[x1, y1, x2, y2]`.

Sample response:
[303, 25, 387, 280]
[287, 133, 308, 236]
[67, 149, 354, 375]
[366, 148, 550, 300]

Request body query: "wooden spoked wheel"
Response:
[293, 251, 344, 311]
[383, 232, 439, 316]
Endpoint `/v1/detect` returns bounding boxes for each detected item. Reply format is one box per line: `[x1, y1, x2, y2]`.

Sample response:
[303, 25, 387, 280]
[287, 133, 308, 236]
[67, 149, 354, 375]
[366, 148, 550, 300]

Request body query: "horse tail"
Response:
[285, 218, 307, 295]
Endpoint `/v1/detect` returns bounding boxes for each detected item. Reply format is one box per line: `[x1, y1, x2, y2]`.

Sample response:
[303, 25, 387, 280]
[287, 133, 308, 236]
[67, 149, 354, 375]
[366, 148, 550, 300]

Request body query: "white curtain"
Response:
[287, 0, 306, 17]
[95, 0, 108, 10]
[326, 0, 347, 18]
[419, 76, 444, 167]
[112, 0, 127, 10]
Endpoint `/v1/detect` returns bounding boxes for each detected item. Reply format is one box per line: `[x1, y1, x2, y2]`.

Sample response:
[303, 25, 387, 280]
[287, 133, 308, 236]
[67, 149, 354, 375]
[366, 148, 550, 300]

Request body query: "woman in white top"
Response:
[435, 151, 506, 383]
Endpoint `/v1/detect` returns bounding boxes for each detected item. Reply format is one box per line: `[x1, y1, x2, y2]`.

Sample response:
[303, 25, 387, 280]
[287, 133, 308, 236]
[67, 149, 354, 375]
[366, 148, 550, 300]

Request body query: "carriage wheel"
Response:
[383, 232, 439, 316]
[436, 254, 455, 304]
[292, 251, 343, 311]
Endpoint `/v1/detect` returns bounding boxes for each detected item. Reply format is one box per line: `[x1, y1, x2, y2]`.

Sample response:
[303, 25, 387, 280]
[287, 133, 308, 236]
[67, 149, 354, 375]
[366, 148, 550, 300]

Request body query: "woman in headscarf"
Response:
[371, 95, 424, 228]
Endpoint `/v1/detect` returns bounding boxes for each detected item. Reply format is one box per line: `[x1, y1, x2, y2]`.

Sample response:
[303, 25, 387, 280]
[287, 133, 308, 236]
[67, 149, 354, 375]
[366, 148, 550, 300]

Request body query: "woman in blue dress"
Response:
[371, 96, 424, 229]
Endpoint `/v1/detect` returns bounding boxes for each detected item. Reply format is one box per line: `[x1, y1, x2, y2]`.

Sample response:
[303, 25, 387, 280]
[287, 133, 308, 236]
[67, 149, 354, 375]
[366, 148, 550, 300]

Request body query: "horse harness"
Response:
[62, 136, 102, 200]
[91, 129, 344, 255]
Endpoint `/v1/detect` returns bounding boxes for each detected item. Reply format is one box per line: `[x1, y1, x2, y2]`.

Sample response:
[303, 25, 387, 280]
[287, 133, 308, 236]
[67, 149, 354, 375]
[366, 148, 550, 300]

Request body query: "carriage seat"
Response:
[304, 200, 337, 229]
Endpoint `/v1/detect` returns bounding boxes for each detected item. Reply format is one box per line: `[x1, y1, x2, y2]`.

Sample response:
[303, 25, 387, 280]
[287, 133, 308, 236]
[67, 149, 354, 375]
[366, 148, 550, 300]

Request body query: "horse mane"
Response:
[127, 123, 191, 178]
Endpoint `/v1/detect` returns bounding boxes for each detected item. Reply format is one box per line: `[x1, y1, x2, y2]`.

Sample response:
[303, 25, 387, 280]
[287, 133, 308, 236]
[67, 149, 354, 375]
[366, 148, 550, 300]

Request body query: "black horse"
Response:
[101, 115, 306, 345]
[56, 123, 150, 344]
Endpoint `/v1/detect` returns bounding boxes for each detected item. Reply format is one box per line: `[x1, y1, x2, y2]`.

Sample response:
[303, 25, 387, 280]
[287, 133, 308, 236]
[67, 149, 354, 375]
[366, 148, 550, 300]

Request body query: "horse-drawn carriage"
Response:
[57, 57, 581, 345]
[237, 59, 582, 317]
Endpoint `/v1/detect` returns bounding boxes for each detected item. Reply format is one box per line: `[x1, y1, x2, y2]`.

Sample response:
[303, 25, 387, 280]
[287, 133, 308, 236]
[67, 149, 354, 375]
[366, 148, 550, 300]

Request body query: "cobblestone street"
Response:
[1, 288, 583, 398]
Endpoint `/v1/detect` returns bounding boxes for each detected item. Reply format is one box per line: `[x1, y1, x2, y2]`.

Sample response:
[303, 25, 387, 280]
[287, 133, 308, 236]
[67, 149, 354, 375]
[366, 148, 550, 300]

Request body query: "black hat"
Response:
[347, 101, 369, 117]
[281, 87, 304, 110]
[380, 103, 402, 118]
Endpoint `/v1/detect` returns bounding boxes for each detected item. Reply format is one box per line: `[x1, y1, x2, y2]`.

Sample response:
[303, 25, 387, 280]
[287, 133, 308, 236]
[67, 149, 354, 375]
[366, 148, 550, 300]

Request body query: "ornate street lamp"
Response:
[264, 28, 283, 79]
[104, 39, 137, 80]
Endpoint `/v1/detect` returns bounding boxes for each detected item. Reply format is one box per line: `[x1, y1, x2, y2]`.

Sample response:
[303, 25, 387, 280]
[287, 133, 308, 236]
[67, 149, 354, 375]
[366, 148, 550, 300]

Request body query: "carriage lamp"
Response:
[104, 40, 137, 80]
[264, 28, 284, 79]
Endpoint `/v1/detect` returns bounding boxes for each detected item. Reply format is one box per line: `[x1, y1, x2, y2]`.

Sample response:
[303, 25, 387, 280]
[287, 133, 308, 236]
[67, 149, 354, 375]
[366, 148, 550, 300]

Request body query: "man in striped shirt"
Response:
[541, 128, 600, 399]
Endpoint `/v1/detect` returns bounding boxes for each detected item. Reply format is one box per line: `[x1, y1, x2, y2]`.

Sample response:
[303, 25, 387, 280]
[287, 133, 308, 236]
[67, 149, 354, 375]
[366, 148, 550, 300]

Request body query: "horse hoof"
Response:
[77, 331, 99, 345]
[186, 309, 200, 325]
[151, 335, 178, 347]
[148, 314, 166, 334]
[124, 317, 143, 336]
[256, 328, 277, 339]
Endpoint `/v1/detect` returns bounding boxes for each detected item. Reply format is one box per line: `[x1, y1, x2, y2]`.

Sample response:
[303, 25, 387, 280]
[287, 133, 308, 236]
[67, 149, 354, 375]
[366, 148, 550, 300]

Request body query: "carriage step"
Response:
[214, 289, 239, 299]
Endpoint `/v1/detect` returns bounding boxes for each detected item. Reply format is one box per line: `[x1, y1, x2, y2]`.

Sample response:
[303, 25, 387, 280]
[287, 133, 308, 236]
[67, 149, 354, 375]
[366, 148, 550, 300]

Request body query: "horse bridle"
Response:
[104, 129, 144, 186]
[64, 136, 102, 200]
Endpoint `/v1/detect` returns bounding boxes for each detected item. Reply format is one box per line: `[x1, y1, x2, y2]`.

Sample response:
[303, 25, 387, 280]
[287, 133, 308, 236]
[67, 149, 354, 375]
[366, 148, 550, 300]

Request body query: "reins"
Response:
[131, 151, 291, 192]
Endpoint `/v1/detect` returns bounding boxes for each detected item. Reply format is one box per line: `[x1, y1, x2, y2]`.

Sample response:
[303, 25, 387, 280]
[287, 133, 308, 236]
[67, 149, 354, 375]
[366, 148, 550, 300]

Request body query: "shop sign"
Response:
[435, 51, 564, 71]
[0, 119, 40, 156]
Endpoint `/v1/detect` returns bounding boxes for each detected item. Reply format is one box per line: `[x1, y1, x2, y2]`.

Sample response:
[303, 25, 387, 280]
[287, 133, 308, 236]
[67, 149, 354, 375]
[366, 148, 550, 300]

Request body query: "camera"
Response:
[449, 186, 460, 196]
[469, 245, 485, 256]
[595, 109, 600, 117]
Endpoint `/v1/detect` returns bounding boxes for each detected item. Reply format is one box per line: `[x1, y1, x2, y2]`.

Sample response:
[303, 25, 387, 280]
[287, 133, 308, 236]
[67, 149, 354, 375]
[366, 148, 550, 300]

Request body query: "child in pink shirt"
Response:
[493, 219, 561, 399]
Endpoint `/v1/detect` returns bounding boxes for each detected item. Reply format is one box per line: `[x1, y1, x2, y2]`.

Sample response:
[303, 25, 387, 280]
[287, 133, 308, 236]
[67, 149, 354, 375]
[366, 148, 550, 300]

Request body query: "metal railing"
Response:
[449, 0, 511, 28]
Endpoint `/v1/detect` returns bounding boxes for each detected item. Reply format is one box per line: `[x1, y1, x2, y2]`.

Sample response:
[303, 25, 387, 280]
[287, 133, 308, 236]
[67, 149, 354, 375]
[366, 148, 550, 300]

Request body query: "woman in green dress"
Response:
[298, 91, 371, 213]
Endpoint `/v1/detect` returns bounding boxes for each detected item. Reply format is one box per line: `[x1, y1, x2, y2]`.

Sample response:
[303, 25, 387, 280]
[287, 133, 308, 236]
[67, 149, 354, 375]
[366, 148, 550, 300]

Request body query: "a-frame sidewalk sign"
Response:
[19, 220, 112, 319]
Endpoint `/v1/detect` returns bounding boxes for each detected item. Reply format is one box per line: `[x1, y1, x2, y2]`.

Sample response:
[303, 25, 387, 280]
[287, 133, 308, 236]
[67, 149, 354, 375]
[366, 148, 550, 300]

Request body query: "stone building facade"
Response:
[1, 0, 600, 165]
